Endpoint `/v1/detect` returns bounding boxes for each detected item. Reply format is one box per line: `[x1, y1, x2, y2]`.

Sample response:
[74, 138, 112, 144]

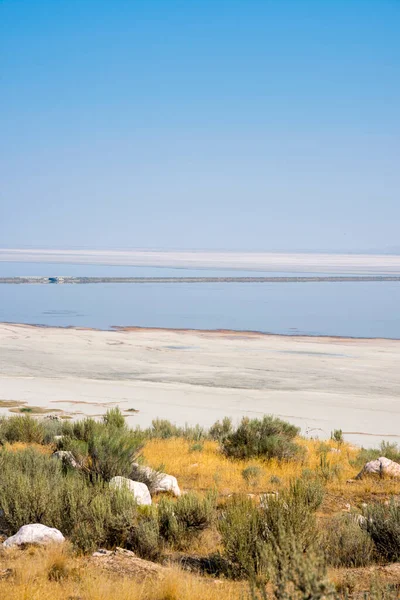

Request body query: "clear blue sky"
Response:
[1, 0, 399, 252]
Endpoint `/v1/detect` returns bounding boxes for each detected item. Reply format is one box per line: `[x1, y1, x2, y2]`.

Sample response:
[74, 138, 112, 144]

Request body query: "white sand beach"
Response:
[0, 323, 399, 446]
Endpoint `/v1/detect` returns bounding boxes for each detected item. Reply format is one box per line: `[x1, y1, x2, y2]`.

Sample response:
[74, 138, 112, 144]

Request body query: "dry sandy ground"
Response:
[0, 323, 399, 446]
[2, 249, 400, 273]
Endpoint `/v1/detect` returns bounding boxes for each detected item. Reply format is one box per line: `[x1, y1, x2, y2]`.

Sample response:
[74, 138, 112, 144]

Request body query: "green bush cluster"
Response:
[218, 479, 324, 581]
[144, 418, 207, 441]
[57, 409, 144, 481]
[220, 416, 302, 461]
[0, 447, 138, 553]
[0, 415, 47, 444]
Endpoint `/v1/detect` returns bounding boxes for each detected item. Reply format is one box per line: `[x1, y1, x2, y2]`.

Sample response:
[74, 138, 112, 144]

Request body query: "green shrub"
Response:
[0, 415, 45, 444]
[209, 417, 233, 442]
[363, 500, 400, 562]
[58, 411, 143, 481]
[0, 447, 138, 553]
[330, 429, 344, 445]
[147, 418, 206, 441]
[220, 416, 301, 461]
[128, 509, 162, 561]
[321, 514, 375, 567]
[158, 492, 216, 549]
[379, 441, 400, 463]
[218, 495, 268, 580]
[219, 480, 322, 581]
[102, 407, 126, 429]
[266, 527, 337, 600]
[86, 427, 142, 480]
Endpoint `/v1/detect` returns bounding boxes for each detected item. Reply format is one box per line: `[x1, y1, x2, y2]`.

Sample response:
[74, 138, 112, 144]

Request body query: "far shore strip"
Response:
[0, 322, 399, 447]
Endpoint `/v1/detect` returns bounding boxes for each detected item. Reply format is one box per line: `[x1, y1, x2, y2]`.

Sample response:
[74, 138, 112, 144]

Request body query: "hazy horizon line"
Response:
[2, 248, 400, 275]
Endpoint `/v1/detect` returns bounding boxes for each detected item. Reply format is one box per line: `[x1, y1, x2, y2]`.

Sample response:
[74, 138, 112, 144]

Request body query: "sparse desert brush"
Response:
[321, 514, 375, 568]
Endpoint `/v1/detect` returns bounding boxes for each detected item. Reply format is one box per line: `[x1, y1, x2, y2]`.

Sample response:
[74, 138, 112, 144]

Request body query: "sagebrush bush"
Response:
[147, 418, 207, 441]
[158, 491, 216, 549]
[128, 509, 162, 561]
[267, 527, 337, 600]
[209, 417, 233, 442]
[219, 479, 322, 581]
[321, 514, 375, 568]
[0, 447, 138, 552]
[363, 500, 400, 562]
[0, 415, 45, 444]
[58, 410, 143, 481]
[220, 416, 302, 461]
[218, 495, 268, 580]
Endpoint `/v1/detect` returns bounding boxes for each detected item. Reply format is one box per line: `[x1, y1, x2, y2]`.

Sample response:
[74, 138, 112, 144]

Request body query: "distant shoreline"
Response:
[2, 275, 400, 284]
[2, 321, 400, 342]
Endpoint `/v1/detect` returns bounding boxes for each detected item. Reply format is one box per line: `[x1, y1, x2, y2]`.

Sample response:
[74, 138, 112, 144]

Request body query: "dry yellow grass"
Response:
[143, 438, 353, 493]
[0, 545, 244, 600]
[142, 437, 400, 514]
[4, 441, 53, 455]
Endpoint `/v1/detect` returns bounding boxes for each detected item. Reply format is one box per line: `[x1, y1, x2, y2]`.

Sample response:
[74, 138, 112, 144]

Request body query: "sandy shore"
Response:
[1, 323, 399, 446]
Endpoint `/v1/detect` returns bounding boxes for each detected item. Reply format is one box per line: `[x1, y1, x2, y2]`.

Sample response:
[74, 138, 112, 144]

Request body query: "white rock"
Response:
[3, 524, 65, 548]
[132, 464, 181, 497]
[355, 457, 400, 480]
[109, 476, 151, 505]
[153, 473, 181, 497]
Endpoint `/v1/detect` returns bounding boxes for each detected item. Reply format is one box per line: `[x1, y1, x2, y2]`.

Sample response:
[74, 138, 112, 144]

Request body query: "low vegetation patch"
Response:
[219, 415, 303, 461]
[0, 411, 399, 599]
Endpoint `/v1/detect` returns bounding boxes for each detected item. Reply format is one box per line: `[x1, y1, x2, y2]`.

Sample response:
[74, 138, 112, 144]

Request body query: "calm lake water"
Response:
[1, 262, 399, 338]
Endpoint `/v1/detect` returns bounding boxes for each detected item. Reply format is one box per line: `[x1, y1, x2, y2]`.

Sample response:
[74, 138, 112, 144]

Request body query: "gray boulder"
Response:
[355, 456, 400, 480]
[109, 476, 152, 505]
[3, 524, 65, 548]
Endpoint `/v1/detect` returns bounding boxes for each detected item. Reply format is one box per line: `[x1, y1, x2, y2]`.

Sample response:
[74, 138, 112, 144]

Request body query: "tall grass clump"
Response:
[220, 416, 302, 461]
